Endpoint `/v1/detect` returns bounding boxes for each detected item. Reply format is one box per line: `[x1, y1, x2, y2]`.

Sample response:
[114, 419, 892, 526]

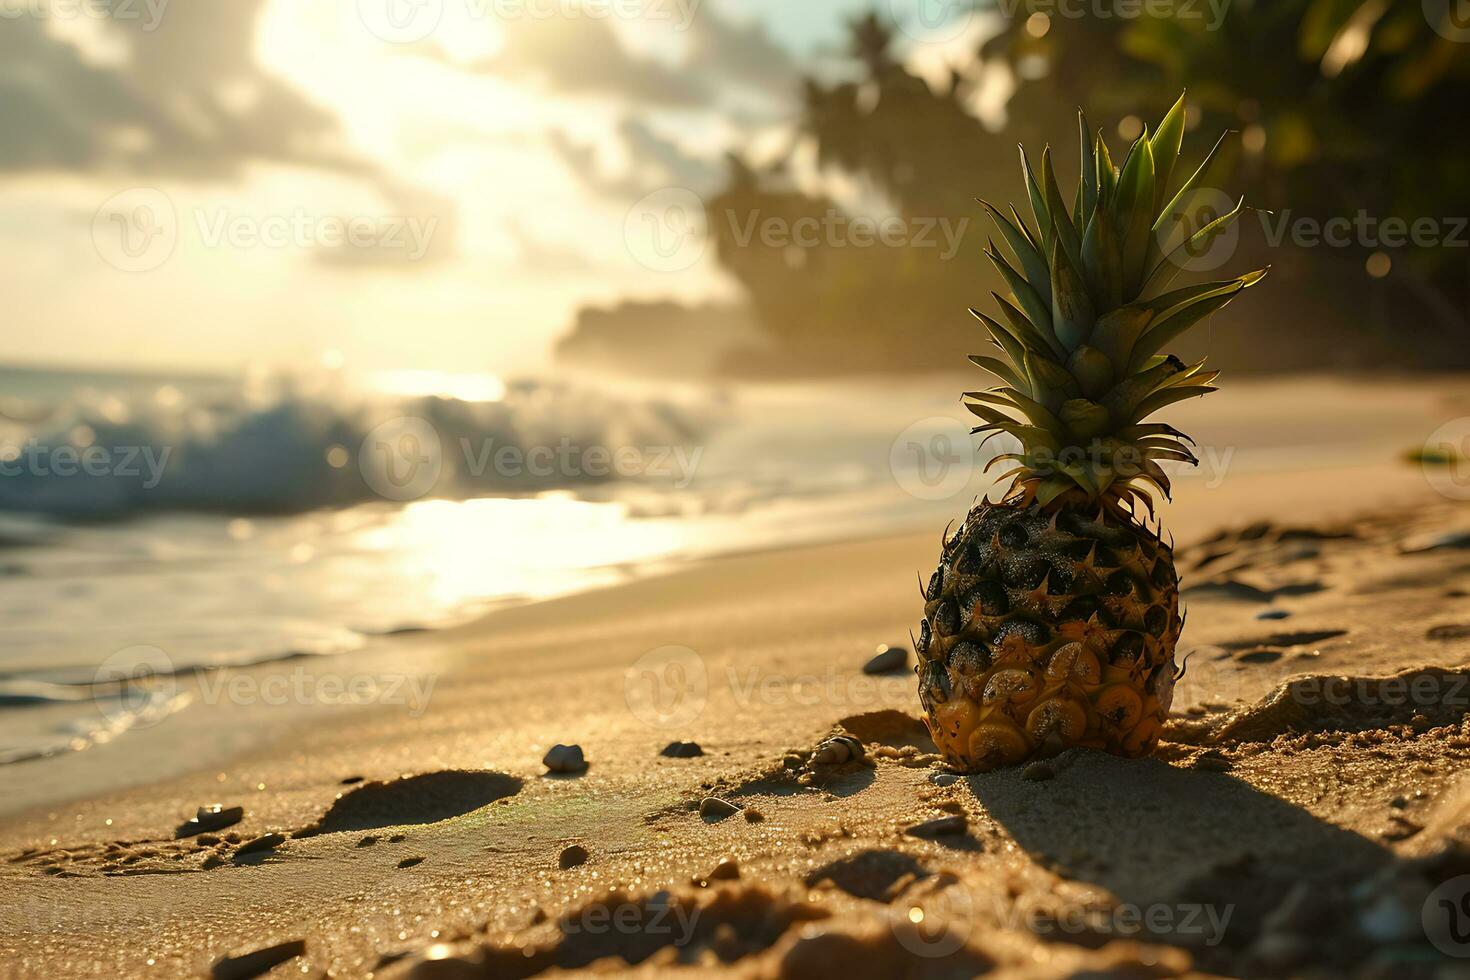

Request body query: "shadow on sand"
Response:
[965, 751, 1393, 965]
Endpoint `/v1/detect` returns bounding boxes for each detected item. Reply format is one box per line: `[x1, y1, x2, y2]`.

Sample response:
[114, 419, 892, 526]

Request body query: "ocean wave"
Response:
[0, 376, 703, 519]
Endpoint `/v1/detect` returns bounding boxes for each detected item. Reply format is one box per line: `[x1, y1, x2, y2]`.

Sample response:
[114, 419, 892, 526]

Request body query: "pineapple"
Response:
[917, 94, 1267, 771]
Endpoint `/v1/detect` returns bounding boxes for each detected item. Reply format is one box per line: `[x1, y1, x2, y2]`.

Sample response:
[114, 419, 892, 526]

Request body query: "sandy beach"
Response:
[1, 440, 1467, 977]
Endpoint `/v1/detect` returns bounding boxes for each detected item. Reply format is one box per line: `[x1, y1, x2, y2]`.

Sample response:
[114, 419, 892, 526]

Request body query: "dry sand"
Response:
[1, 438, 1469, 976]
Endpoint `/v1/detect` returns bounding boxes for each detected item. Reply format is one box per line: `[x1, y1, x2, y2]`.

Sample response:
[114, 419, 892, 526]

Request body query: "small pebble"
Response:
[543, 744, 588, 774]
[863, 644, 908, 675]
[397, 856, 425, 869]
[905, 815, 967, 838]
[699, 797, 741, 821]
[661, 741, 704, 758]
[743, 808, 765, 823]
[356, 835, 378, 848]
[233, 833, 285, 858]
[558, 844, 589, 869]
[388, 834, 407, 843]
[701, 858, 740, 882]
[929, 772, 961, 787]
[1256, 609, 1291, 620]
[175, 804, 244, 839]
[210, 939, 306, 980]
[1194, 753, 1234, 772]
[1021, 762, 1054, 782]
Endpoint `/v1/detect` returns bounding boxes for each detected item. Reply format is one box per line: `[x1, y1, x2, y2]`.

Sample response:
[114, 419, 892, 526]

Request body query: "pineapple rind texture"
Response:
[916, 498, 1180, 772]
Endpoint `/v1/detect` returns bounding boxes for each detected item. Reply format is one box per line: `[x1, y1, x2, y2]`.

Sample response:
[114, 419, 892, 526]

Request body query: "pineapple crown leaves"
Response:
[966, 93, 1268, 512]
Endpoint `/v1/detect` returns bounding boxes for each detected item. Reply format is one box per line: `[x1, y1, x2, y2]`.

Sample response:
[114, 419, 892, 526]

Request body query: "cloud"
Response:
[0, 0, 359, 178]
[464, 17, 708, 107]
[548, 117, 723, 201]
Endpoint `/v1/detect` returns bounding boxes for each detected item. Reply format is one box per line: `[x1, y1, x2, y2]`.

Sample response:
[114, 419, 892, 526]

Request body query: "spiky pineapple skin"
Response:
[916, 498, 1181, 771]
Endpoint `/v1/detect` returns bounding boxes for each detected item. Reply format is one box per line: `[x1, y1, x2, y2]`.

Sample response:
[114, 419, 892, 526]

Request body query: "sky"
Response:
[0, 0, 991, 378]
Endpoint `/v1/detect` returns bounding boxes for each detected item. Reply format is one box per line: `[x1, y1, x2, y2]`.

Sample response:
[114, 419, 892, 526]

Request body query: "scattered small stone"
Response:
[863, 644, 908, 675]
[699, 797, 741, 821]
[660, 741, 704, 758]
[929, 772, 961, 787]
[210, 939, 306, 980]
[558, 844, 589, 869]
[810, 735, 864, 766]
[1389, 796, 1408, 809]
[201, 854, 226, 870]
[743, 807, 765, 823]
[543, 743, 588, 774]
[1194, 752, 1233, 772]
[1256, 609, 1291, 620]
[233, 833, 286, 858]
[1021, 762, 1054, 782]
[196, 834, 220, 846]
[1402, 530, 1470, 554]
[905, 815, 967, 838]
[397, 856, 425, 869]
[356, 835, 379, 848]
[388, 833, 407, 843]
[175, 804, 244, 839]
[340, 775, 364, 785]
[704, 858, 740, 881]
[1427, 624, 1470, 641]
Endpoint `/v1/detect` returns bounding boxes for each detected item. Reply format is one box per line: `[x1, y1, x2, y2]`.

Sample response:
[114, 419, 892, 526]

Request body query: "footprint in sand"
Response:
[296, 770, 523, 837]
